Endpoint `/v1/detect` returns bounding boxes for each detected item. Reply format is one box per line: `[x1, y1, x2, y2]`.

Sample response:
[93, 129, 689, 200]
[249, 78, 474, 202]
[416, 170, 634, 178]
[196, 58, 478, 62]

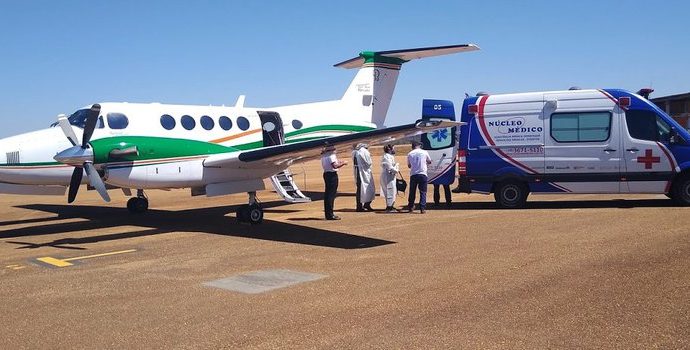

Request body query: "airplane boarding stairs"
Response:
[270, 169, 311, 203]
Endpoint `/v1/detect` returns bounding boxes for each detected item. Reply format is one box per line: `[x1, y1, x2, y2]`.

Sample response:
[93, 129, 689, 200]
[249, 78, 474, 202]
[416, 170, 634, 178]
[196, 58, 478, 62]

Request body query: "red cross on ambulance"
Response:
[636, 149, 661, 169]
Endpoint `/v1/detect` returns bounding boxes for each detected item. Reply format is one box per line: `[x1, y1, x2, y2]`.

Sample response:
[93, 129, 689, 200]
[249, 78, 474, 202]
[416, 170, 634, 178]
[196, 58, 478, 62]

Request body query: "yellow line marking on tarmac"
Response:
[36, 257, 73, 267]
[62, 249, 137, 262]
[5, 264, 26, 270]
[36, 249, 137, 268]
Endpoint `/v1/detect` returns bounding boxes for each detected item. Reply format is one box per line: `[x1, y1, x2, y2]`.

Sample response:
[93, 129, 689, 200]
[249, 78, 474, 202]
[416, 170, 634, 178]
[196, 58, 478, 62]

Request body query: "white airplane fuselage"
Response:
[0, 100, 376, 189]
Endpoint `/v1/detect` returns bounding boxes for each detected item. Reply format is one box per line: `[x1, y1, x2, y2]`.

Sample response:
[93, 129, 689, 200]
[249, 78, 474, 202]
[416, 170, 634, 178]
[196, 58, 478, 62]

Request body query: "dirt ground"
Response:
[1, 148, 688, 349]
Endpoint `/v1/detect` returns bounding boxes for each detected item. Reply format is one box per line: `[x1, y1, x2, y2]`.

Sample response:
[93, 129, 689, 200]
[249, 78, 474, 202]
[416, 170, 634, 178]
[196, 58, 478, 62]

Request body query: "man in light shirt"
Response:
[321, 147, 347, 220]
[406, 140, 432, 213]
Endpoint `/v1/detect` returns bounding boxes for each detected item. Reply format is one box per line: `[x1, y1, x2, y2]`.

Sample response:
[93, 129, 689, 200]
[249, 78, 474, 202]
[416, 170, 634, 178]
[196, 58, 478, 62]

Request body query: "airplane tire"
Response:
[671, 175, 690, 206]
[127, 197, 149, 214]
[494, 180, 529, 209]
[247, 205, 263, 225]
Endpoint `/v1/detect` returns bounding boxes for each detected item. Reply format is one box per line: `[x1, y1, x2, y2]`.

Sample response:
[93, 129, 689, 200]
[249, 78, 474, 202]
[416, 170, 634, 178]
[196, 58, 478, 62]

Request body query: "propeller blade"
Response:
[67, 167, 84, 203]
[83, 162, 111, 202]
[57, 114, 79, 147]
[81, 104, 101, 148]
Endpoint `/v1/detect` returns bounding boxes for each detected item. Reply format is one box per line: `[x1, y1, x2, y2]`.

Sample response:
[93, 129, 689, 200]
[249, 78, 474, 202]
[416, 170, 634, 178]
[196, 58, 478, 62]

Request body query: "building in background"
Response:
[652, 92, 690, 130]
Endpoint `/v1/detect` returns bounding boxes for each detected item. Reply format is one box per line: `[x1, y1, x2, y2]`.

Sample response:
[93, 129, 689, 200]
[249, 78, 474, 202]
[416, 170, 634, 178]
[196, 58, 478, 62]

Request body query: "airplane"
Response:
[0, 44, 478, 224]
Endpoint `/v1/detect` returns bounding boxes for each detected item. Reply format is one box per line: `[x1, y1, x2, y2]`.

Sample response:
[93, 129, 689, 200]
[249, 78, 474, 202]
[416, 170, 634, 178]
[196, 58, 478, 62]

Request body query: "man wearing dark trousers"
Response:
[433, 183, 452, 207]
[406, 141, 432, 214]
[321, 147, 347, 220]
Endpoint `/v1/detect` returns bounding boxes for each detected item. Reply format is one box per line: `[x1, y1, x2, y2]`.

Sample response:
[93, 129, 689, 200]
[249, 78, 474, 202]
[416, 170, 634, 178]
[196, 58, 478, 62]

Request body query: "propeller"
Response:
[54, 104, 111, 203]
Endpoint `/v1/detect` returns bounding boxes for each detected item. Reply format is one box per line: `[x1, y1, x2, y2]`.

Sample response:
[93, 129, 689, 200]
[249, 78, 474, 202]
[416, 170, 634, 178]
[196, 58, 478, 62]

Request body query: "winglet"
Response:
[334, 44, 480, 69]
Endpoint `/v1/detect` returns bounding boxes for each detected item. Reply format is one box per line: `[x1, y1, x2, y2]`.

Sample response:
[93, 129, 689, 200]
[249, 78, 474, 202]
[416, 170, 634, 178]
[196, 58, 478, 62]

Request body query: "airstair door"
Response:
[258, 111, 311, 203]
[258, 111, 284, 147]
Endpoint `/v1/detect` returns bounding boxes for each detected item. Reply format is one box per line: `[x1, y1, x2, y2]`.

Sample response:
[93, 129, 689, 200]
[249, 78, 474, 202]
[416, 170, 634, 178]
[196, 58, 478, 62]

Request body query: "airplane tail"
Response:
[335, 44, 479, 128]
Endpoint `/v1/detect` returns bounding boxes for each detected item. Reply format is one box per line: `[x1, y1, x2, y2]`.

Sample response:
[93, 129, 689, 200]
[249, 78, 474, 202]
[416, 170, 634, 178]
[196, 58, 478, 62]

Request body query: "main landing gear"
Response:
[236, 191, 264, 225]
[127, 189, 149, 214]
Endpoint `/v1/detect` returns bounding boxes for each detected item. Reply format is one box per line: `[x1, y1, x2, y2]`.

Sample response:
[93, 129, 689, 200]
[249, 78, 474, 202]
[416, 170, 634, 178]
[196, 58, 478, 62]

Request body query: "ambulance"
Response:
[454, 88, 690, 208]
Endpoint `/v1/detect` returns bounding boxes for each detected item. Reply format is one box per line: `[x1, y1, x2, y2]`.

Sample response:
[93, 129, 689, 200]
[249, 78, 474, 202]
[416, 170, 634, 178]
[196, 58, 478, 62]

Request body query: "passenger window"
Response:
[237, 116, 250, 131]
[107, 113, 129, 129]
[551, 112, 611, 142]
[98, 116, 105, 129]
[200, 116, 214, 130]
[219, 116, 232, 130]
[160, 114, 176, 130]
[625, 110, 670, 142]
[181, 115, 196, 130]
[292, 119, 303, 130]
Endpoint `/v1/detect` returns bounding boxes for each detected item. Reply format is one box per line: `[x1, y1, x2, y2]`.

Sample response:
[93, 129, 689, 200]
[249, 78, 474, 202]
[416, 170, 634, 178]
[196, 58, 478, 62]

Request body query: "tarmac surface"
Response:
[1, 150, 689, 349]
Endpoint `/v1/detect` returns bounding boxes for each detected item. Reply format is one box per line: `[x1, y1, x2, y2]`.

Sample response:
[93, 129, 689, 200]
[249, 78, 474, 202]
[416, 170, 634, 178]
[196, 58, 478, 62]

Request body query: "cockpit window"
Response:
[67, 109, 90, 128]
[50, 109, 106, 129]
[107, 113, 129, 129]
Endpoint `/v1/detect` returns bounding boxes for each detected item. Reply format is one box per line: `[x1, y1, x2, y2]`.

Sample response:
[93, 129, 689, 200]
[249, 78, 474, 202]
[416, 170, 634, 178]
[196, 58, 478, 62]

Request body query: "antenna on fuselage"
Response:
[235, 95, 246, 108]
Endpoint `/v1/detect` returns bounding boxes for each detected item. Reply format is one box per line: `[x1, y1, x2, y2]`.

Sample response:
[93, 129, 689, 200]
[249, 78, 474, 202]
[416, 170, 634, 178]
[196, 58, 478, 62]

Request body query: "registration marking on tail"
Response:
[35, 249, 137, 268]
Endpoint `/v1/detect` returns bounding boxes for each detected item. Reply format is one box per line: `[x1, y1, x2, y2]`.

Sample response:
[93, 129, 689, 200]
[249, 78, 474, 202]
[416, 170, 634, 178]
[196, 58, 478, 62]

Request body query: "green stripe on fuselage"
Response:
[91, 136, 239, 164]
[5, 124, 376, 168]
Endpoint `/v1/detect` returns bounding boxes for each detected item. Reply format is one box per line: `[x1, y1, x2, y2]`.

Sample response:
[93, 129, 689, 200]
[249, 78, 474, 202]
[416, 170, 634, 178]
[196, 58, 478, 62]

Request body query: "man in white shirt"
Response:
[321, 147, 347, 220]
[406, 140, 432, 213]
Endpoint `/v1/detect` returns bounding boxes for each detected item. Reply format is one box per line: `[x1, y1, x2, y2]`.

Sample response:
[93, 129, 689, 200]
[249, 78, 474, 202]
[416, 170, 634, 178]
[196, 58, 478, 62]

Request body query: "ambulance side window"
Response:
[551, 112, 611, 142]
[625, 110, 671, 142]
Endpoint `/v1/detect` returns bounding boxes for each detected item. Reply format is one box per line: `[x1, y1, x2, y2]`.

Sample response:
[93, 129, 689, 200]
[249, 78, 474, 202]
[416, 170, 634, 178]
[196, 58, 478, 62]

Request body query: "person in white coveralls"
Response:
[380, 144, 400, 213]
[352, 143, 375, 211]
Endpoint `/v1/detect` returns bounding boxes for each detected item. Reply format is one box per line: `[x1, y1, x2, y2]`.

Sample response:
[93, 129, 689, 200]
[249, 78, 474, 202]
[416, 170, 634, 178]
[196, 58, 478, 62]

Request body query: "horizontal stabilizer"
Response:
[334, 44, 480, 69]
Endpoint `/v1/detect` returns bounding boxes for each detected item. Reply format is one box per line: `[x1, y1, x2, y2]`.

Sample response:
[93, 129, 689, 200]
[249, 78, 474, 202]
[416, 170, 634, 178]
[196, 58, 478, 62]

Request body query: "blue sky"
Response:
[0, 0, 688, 138]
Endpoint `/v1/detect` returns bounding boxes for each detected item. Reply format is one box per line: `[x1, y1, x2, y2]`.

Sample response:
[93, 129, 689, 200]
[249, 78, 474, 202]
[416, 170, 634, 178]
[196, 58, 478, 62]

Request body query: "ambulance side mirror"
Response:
[545, 99, 558, 109]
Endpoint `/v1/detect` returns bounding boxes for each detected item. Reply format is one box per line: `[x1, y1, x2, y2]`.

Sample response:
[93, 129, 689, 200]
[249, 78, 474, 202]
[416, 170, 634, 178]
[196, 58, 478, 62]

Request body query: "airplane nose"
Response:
[54, 146, 94, 166]
[0, 139, 16, 165]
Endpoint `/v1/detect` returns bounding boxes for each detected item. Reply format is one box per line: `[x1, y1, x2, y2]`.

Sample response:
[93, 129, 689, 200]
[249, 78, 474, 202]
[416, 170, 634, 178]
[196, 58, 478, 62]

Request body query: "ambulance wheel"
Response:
[127, 197, 149, 214]
[671, 175, 690, 206]
[494, 181, 529, 208]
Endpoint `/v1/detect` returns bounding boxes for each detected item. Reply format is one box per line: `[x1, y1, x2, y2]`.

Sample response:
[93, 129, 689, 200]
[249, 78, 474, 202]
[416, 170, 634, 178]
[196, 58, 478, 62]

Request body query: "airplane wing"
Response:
[203, 120, 461, 169]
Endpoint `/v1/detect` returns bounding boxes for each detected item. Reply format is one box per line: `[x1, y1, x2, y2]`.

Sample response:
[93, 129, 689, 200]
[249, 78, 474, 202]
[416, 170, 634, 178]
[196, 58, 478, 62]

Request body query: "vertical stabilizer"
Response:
[334, 44, 479, 128]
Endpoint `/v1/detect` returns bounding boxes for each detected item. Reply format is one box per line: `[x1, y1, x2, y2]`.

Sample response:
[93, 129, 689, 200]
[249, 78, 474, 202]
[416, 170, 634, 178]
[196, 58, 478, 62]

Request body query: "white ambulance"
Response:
[455, 88, 690, 207]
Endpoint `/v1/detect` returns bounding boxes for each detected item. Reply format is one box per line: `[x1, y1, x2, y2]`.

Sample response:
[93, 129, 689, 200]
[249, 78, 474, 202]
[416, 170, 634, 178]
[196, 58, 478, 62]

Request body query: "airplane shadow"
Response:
[1, 203, 395, 251]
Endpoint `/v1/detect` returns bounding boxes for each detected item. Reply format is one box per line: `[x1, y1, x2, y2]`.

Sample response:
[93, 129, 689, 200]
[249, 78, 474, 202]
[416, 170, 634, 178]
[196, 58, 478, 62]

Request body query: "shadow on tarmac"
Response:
[0, 201, 395, 251]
